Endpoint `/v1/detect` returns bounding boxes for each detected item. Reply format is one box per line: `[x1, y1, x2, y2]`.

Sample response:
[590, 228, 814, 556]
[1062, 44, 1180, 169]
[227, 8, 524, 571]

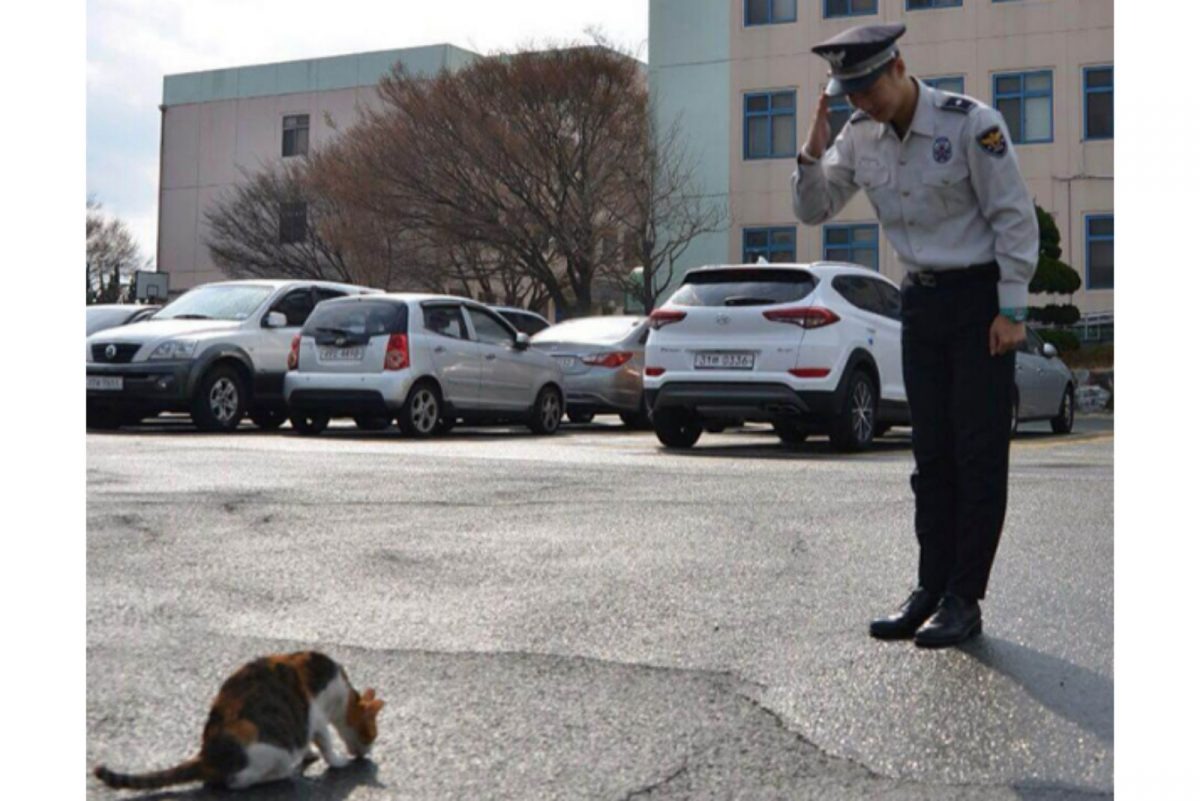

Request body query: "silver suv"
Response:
[283, 293, 566, 436]
[86, 279, 377, 431]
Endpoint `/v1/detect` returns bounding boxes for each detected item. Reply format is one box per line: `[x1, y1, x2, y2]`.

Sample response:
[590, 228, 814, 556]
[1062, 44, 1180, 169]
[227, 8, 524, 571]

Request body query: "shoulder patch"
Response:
[976, 125, 1008, 157]
[849, 110, 871, 125]
[939, 96, 975, 114]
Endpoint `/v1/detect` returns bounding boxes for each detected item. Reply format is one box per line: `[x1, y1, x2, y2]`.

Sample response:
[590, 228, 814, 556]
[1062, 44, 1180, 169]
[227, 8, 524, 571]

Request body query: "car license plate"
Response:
[319, 346, 364, 361]
[694, 352, 755, 370]
[553, 356, 577, 369]
[87, 375, 123, 391]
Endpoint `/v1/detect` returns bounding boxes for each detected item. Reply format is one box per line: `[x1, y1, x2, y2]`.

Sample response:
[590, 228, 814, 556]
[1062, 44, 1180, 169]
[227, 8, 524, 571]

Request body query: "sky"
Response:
[86, 0, 651, 266]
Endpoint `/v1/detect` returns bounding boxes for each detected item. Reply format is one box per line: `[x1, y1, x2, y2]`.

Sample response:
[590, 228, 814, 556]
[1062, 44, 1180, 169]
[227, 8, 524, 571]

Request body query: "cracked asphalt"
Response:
[87, 415, 1112, 800]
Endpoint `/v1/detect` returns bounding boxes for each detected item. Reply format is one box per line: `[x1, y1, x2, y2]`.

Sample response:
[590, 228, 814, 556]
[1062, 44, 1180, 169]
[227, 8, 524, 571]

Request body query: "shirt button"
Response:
[899, 158, 907, 165]
[902, 190, 911, 197]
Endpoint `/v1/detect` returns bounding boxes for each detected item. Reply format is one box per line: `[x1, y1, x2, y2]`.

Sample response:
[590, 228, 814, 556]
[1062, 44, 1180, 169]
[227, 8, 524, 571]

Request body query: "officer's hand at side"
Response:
[804, 94, 832, 160]
[989, 316, 1025, 356]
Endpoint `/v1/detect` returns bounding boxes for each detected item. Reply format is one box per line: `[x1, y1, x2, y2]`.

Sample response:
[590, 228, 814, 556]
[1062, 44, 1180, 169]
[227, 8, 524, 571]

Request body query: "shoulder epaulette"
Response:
[849, 110, 871, 125]
[939, 96, 976, 114]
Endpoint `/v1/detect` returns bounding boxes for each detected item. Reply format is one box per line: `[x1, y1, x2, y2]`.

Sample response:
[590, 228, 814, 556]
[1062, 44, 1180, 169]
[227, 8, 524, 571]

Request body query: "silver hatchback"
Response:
[1014, 327, 1077, 434]
[531, 315, 650, 427]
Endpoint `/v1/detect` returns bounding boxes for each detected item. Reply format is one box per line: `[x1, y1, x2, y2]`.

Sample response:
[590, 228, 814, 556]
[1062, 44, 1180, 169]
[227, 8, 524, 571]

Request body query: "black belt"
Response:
[906, 261, 999, 288]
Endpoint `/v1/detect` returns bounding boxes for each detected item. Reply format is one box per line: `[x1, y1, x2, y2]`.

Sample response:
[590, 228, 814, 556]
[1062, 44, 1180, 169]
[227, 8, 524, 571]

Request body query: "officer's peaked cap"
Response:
[812, 23, 906, 97]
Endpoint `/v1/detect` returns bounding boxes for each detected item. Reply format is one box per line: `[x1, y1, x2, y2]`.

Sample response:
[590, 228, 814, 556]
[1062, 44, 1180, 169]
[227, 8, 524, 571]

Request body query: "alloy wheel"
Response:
[209, 377, 239, 424]
[409, 388, 439, 435]
[851, 380, 874, 445]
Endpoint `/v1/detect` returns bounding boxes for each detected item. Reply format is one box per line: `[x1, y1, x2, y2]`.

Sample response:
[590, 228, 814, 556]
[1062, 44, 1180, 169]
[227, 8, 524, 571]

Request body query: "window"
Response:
[832, 275, 884, 315]
[282, 114, 309, 158]
[993, 70, 1053, 144]
[1085, 215, 1113, 290]
[466, 307, 515, 346]
[423, 305, 468, 339]
[829, 95, 854, 141]
[667, 268, 816, 308]
[279, 201, 307, 244]
[743, 227, 796, 263]
[744, 91, 796, 160]
[745, 0, 796, 26]
[271, 289, 315, 327]
[823, 224, 879, 271]
[924, 75, 965, 94]
[825, 0, 876, 17]
[1084, 66, 1113, 140]
[872, 279, 901, 321]
[906, 0, 962, 9]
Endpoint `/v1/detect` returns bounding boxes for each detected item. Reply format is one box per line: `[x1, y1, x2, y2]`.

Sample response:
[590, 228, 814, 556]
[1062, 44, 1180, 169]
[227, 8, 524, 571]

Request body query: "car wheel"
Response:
[568, 411, 595, 425]
[528, 386, 563, 435]
[289, 413, 329, 436]
[774, 420, 808, 447]
[249, 408, 287, 431]
[1050, 385, 1075, 434]
[354, 415, 392, 431]
[653, 408, 702, 449]
[191, 365, 246, 432]
[829, 370, 877, 452]
[398, 381, 442, 438]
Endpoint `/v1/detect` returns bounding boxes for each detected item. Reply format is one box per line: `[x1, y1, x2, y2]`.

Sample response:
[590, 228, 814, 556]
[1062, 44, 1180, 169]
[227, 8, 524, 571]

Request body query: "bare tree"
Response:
[204, 161, 358, 284]
[87, 197, 143, 303]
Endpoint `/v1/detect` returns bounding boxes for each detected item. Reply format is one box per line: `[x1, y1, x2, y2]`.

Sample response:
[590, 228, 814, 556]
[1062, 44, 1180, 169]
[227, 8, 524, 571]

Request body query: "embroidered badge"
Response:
[932, 136, 952, 164]
[977, 126, 1008, 157]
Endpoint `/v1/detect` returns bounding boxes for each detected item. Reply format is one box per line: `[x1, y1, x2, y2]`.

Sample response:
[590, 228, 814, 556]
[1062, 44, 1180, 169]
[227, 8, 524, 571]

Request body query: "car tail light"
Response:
[788, 368, 832, 378]
[287, 335, 300, 370]
[582, 351, 634, 368]
[763, 307, 840, 328]
[649, 309, 687, 330]
[645, 367, 665, 377]
[385, 333, 410, 371]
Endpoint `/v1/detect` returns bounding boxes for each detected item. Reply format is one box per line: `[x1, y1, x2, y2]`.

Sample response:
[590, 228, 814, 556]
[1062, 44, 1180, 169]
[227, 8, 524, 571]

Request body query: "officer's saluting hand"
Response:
[790, 23, 1039, 648]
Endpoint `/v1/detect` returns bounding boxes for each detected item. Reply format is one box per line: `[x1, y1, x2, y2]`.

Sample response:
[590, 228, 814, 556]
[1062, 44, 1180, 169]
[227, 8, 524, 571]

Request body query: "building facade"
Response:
[648, 0, 1113, 314]
[158, 44, 479, 293]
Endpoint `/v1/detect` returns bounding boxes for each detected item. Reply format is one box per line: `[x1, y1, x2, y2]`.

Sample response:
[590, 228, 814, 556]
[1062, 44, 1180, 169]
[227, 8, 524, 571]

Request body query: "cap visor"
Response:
[825, 65, 888, 97]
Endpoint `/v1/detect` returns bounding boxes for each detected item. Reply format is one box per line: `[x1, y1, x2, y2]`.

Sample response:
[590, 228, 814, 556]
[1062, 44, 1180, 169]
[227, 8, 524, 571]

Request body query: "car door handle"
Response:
[485, 354, 496, 361]
[434, 346, 445, 354]
[866, 327, 877, 335]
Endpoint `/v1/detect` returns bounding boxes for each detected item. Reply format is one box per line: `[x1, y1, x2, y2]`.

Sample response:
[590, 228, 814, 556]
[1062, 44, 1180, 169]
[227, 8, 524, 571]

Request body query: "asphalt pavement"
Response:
[86, 415, 1113, 800]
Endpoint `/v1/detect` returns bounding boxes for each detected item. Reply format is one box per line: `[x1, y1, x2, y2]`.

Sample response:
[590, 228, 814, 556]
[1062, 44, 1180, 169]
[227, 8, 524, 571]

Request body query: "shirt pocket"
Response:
[918, 162, 974, 218]
[854, 160, 900, 225]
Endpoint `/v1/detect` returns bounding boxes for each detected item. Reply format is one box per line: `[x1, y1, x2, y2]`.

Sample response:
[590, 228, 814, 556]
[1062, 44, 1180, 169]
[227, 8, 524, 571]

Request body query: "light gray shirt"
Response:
[791, 80, 1038, 311]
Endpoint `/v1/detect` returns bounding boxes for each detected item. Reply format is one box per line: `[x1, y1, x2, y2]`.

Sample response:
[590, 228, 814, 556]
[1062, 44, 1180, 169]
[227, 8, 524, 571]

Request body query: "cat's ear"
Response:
[362, 688, 376, 702]
[366, 699, 385, 716]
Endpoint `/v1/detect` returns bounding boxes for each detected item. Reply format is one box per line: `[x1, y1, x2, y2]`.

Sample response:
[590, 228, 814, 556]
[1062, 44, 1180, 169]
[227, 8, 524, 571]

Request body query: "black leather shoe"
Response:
[869, 588, 942, 640]
[914, 593, 982, 648]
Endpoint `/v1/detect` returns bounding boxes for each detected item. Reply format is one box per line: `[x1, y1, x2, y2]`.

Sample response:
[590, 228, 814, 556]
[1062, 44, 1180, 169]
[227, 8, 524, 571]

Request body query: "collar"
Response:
[876, 78, 935, 140]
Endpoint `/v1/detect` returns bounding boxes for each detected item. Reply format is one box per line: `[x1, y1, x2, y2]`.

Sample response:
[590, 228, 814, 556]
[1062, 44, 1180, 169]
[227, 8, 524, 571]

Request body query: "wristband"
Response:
[999, 307, 1027, 323]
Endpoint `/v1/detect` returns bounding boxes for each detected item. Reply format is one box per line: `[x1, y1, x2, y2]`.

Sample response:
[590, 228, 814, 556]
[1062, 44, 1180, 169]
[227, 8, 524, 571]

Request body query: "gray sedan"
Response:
[1014, 327, 1076, 434]
[532, 315, 650, 427]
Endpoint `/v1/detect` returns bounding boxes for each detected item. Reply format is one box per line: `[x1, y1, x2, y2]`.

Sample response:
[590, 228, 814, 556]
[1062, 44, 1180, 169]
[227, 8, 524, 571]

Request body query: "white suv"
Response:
[642, 263, 907, 451]
[283, 293, 566, 436]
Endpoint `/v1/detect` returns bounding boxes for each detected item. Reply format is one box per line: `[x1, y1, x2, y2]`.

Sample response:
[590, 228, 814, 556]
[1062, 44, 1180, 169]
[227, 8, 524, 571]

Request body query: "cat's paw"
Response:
[325, 755, 351, 770]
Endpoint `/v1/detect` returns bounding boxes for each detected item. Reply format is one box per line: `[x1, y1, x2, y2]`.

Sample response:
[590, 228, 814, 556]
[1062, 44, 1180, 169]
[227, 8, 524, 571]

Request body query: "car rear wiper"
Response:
[724, 296, 777, 306]
[315, 326, 357, 337]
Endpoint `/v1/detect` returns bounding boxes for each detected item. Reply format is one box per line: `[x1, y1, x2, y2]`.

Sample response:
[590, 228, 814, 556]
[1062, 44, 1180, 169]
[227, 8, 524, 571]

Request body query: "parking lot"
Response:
[86, 416, 1113, 800]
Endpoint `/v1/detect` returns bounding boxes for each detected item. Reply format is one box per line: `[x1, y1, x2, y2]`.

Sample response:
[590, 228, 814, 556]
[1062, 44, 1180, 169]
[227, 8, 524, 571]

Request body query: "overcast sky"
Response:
[86, 0, 650, 265]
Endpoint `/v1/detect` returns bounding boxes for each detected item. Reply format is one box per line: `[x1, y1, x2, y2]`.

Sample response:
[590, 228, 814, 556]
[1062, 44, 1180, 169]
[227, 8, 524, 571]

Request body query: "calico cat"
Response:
[93, 651, 384, 791]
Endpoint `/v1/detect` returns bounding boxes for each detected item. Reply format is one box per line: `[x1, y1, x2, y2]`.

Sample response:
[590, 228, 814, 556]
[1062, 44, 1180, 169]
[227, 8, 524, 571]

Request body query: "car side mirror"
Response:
[1041, 342, 1058, 359]
[264, 311, 288, 328]
[514, 332, 531, 350]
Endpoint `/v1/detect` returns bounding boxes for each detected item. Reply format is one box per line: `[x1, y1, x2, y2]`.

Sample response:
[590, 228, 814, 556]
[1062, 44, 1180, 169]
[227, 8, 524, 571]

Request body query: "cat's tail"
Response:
[93, 756, 205, 790]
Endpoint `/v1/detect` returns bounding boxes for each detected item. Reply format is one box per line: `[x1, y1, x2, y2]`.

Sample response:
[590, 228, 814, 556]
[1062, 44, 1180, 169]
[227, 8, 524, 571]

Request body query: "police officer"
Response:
[791, 24, 1038, 648]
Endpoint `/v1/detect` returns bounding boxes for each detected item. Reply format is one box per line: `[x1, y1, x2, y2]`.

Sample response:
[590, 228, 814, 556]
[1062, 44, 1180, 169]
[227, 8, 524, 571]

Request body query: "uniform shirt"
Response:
[791, 79, 1038, 311]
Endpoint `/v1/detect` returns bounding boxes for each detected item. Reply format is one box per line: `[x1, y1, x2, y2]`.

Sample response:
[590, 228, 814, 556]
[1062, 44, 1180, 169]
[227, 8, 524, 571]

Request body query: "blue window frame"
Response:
[743, 227, 796, 263]
[744, 91, 797, 160]
[1083, 66, 1113, 140]
[924, 75, 965, 94]
[1085, 215, 1113, 290]
[993, 70, 1054, 144]
[906, 0, 962, 9]
[823, 224, 879, 271]
[745, 0, 796, 26]
[825, 0, 877, 18]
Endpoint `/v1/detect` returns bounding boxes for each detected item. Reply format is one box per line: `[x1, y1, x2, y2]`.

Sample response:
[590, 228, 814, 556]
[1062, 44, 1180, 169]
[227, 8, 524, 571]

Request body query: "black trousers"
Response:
[900, 267, 1015, 601]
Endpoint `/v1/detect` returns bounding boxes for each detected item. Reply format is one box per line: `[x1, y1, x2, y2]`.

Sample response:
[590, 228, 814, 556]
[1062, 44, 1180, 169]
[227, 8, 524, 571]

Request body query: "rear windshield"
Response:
[532, 316, 643, 345]
[667, 268, 816, 307]
[302, 300, 408, 344]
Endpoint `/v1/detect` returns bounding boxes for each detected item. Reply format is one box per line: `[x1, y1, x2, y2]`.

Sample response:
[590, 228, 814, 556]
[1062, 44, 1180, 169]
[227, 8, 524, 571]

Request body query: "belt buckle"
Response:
[915, 272, 937, 288]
